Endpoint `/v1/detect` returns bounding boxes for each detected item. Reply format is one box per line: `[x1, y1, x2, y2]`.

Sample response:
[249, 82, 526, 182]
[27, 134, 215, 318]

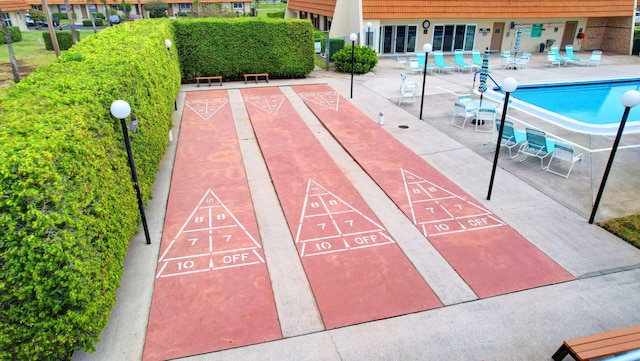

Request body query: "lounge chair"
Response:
[416, 53, 436, 73]
[564, 45, 584, 62]
[517, 127, 555, 169]
[475, 107, 497, 132]
[545, 141, 583, 179]
[584, 50, 602, 66]
[454, 49, 476, 72]
[489, 119, 526, 158]
[550, 45, 574, 66]
[451, 102, 475, 129]
[471, 50, 483, 68]
[433, 51, 455, 73]
[409, 57, 422, 75]
[547, 52, 561, 67]
[395, 54, 407, 69]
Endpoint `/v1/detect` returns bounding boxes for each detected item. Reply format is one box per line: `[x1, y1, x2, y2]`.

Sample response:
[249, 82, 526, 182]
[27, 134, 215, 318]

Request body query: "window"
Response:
[179, 3, 191, 11]
[433, 24, 476, 52]
[233, 2, 243, 10]
[89, 4, 97, 13]
[2, 13, 11, 27]
[381, 25, 417, 54]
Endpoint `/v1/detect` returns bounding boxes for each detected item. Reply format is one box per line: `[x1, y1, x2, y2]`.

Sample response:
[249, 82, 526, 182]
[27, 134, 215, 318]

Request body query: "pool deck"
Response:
[73, 50, 640, 361]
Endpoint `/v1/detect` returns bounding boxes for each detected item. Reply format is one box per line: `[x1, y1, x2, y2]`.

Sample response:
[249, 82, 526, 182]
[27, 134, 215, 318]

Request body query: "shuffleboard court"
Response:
[293, 83, 574, 298]
[143, 90, 282, 361]
[241, 87, 442, 329]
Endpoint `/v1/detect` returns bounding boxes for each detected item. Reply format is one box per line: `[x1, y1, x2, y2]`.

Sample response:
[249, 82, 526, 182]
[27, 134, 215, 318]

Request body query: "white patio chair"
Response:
[451, 102, 475, 129]
[395, 54, 407, 69]
[475, 108, 497, 133]
[545, 141, 583, 179]
[398, 79, 419, 105]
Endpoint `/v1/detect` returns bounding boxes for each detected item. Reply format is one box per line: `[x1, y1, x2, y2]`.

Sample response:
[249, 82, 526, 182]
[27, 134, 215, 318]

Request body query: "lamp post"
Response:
[487, 77, 518, 200]
[366, 22, 372, 48]
[419, 43, 432, 120]
[588, 90, 640, 224]
[349, 32, 357, 99]
[110, 100, 152, 245]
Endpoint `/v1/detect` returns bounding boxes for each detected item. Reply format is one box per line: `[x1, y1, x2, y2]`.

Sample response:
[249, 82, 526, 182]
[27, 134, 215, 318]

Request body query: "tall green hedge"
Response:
[0, 26, 22, 45]
[0, 19, 180, 360]
[173, 18, 314, 82]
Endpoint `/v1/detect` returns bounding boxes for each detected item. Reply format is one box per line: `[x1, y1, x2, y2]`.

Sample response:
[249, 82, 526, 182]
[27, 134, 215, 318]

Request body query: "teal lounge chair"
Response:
[489, 119, 526, 158]
[433, 51, 455, 73]
[564, 45, 584, 62]
[472, 50, 483, 67]
[550, 45, 574, 66]
[416, 53, 436, 73]
[453, 49, 475, 72]
[517, 127, 555, 169]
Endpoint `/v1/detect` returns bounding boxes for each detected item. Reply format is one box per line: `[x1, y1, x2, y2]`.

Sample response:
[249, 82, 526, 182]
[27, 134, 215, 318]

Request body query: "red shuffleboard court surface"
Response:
[241, 87, 442, 329]
[292, 84, 574, 299]
[143, 90, 282, 361]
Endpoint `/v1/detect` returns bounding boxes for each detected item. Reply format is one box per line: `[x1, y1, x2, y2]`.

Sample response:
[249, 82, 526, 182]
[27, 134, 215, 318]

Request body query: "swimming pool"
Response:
[486, 78, 640, 135]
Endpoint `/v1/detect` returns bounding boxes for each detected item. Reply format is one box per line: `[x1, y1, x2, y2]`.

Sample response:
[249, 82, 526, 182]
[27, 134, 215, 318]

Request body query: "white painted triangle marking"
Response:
[295, 179, 394, 257]
[156, 189, 264, 278]
[185, 98, 229, 121]
[297, 91, 340, 111]
[402, 169, 505, 237]
[243, 94, 286, 116]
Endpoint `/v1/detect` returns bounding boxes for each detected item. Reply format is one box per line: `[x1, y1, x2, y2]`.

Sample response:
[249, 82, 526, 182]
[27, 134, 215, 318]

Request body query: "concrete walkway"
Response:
[73, 51, 640, 361]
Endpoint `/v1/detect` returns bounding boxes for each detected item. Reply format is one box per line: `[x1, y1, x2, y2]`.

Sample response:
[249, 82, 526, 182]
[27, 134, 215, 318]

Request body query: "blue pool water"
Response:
[487, 78, 640, 135]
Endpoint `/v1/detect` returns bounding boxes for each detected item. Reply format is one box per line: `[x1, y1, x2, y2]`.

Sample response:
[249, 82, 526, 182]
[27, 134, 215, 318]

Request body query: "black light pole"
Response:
[349, 32, 357, 99]
[366, 22, 372, 48]
[419, 43, 432, 120]
[589, 90, 640, 224]
[487, 77, 518, 200]
[110, 100, 152, 245]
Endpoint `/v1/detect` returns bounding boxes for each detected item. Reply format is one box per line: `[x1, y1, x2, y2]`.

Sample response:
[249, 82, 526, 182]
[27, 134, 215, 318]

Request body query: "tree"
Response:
[0, 4, 20, 83]
[28, 9, 46, 29]
[64, 0, 78, 44]
[143, 1, 169, 18]
[85, 0, 98, 33]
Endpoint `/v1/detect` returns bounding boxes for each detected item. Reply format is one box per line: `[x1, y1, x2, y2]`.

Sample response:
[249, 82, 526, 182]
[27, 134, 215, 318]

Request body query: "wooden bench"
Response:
[195, 76, 222, 87]
[552, 325, 640, 361]
[244, 73, 269, 84]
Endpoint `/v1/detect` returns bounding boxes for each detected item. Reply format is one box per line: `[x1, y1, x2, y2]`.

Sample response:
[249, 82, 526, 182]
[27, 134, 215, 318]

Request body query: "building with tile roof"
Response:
[286, 0, 637, 54]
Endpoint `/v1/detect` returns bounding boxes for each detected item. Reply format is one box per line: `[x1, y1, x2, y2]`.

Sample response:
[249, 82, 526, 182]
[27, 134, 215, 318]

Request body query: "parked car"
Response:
[109, 15, 121, 25]
[129, 14, 141, 21]
[25, 14, 35, 26]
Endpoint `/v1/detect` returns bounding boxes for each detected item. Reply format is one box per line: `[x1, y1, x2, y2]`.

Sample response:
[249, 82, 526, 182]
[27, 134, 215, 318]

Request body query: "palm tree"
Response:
[85, 0, 98, 33]
[0, 3, 21, 83]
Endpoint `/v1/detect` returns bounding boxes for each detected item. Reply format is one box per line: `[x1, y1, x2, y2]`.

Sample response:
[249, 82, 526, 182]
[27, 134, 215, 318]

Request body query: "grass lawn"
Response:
[0, 29, 94, 95]
[601, 215, 640, 249]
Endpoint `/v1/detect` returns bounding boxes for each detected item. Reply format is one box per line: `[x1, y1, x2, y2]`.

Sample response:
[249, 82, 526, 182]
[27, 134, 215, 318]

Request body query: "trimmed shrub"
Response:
[93, 12, 105, 19]
[0, 26, 22, 45]
[266, 10, 285, 18]
[173, 18, 314, 82]
[332, 44, 378, 73]
[52, 12, 76, 20]
[83, 18, 104, 26]
[0, 19, 180, 360]
[43, 31, 79, 51]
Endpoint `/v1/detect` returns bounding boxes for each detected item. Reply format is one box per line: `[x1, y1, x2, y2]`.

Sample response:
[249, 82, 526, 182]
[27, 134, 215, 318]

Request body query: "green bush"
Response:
[83, 18, 104, 26]
[332, 44, 378, 73]
[52, 12, 76, 20]
[266, 10, 285, 18]
[312, 36, 344, 61]
[0, 19, 180, 360]
[0, 26, 22, 45]
[93, 12, 105, 19]
[43, 31, 79, 51]
[173, 18, 314, 82]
